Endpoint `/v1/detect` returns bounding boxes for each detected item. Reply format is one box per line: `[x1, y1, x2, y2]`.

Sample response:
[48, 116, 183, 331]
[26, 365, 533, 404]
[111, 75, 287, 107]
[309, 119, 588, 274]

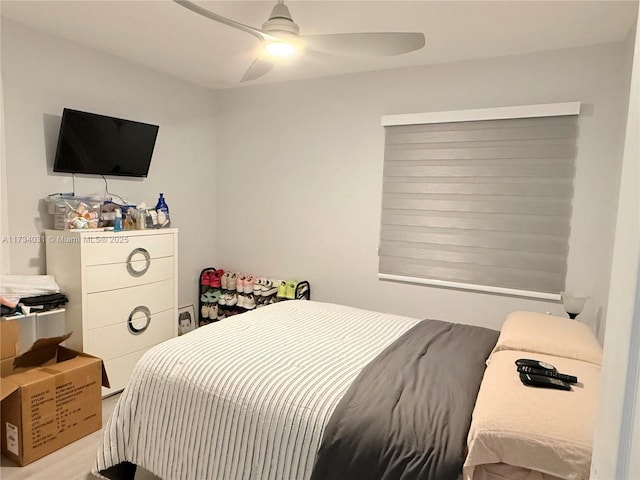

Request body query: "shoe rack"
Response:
[198, 268, 310, 326]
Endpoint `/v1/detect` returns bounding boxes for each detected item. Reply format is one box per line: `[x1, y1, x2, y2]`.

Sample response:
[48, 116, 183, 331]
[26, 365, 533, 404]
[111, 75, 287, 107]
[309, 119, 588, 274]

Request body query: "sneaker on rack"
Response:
[219, 292, 228, 306]
[243, 275, 256, 294]
[244, 294, 256, 310]
[256, 296, 267, 308]
[262, 279, 278, 297]
[201, 303, 210, 319]
[209, 304, 218, 320]
[254, 277, 265, 295]
[221, 271, 230, 290]
[204, 289, 221, 304]
[211, 269, 224, 288]
[260, 278, 269, 296]
[201, 270, 213, 294]
[285, 280, 298, 300]
[237, 274, 247, 293]
[276, 280, 288, 298]
[237, 294, 245, 309]
[228, 272, 238, 292]
[227, 292, 238, 307]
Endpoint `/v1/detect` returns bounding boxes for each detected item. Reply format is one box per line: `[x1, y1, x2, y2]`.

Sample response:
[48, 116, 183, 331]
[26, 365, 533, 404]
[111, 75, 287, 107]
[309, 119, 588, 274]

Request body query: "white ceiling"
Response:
[1, 0, 637, 90]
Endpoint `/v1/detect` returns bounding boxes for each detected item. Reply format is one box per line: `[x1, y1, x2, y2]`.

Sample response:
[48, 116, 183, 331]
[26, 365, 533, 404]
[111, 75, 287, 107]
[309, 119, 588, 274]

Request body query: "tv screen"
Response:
[53, 108, 159, 178]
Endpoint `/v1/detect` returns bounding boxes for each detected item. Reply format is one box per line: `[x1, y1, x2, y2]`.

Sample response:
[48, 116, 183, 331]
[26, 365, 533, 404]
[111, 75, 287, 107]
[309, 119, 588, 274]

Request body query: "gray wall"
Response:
[1, 19, 218, 311]
[215, 41, 631, 334]
[1, 19, 631, 335]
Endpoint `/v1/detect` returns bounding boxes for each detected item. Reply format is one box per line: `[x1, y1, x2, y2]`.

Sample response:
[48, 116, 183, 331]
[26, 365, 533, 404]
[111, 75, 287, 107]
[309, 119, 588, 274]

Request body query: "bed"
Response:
[94, 301, 601, 480]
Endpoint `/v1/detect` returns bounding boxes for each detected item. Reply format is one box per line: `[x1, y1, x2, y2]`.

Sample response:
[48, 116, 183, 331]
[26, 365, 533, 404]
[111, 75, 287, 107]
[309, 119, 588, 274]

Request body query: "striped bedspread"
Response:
[95, 300, 420, 480]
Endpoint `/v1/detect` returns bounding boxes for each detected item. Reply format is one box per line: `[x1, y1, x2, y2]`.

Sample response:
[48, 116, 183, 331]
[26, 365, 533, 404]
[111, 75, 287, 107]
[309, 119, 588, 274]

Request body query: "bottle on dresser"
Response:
[155, 193, 171, 228]
[113, 208, 123, 232]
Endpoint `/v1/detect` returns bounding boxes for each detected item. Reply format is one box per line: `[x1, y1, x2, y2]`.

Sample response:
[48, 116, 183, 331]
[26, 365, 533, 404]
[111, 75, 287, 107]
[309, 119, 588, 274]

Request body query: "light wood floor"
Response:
[1, 394, 160, 480]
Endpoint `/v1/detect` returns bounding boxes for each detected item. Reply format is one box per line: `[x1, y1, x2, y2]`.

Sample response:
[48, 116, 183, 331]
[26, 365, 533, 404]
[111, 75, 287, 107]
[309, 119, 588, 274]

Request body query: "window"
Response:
[379, 103, 580, 300]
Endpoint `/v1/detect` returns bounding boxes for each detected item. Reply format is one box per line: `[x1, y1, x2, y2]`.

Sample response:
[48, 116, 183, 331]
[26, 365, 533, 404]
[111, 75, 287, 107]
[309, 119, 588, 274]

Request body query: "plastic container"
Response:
[45, 194, 102, 230]
[155, 193, 171, 227]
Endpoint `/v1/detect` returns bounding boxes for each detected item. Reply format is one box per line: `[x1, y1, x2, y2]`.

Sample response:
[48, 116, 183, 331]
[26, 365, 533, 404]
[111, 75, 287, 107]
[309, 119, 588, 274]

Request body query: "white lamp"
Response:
[561, 291, 588, 319]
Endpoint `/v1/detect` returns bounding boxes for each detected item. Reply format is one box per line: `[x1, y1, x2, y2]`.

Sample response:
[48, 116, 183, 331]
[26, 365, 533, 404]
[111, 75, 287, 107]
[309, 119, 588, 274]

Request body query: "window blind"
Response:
[379, 109, 579, 297]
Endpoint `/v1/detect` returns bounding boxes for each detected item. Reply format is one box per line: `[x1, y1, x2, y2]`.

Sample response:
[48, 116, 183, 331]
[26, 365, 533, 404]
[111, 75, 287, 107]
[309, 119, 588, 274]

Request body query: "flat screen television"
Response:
[53, 108, 159, 178]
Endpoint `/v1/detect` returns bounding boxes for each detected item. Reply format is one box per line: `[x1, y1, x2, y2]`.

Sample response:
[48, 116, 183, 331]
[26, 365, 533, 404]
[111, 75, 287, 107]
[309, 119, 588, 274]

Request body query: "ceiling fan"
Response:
[173, 0, 426, 82]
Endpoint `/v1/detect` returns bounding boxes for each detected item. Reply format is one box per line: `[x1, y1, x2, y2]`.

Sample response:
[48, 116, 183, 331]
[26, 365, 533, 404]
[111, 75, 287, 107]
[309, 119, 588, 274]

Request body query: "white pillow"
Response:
[489, 311, 602, 365]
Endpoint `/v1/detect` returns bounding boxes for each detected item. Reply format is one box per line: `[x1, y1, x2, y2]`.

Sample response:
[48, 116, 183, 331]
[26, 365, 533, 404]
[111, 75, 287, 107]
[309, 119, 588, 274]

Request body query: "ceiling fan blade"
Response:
[241, 57, 274, 82]
[302, 32, 425, 57]
[173, 0, 279, 43]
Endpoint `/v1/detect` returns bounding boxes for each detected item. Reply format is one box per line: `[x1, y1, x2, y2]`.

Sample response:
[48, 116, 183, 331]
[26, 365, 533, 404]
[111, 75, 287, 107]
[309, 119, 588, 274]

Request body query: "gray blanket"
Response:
[310, 319, 499, 480]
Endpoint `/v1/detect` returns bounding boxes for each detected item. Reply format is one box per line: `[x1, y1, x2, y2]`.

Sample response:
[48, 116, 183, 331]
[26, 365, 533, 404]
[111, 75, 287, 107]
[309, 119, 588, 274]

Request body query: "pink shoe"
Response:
[244, 275, 256, 294]
[237, 274, 247, 293]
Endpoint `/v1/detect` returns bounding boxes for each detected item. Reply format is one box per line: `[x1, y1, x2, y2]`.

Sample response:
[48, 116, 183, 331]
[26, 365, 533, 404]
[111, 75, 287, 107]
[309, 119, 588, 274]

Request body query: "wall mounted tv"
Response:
[53, 108, 159, 178]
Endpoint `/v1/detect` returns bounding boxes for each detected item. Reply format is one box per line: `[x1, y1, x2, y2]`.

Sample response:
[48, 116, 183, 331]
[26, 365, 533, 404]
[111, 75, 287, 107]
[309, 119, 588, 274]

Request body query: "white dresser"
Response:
[45, 228, 178, 396]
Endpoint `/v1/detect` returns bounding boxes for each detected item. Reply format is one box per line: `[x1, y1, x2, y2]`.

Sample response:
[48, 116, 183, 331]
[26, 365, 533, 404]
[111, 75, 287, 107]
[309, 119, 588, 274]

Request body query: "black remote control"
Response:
[517, 365, 578, 384]
[515, 358, 557, 372]
[519, 372, 571, 391]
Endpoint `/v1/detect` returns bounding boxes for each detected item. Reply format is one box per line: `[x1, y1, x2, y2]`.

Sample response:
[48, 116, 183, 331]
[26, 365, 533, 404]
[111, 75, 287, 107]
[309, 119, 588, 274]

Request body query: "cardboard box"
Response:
[0, 320, 109, 466]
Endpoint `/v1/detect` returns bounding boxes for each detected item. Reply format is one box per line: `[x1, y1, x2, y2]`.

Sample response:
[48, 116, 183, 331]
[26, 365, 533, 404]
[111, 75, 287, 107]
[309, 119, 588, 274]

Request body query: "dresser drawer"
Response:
[85, 256, 173, 293]
[85, 308, 174, 361]
[86, 279, 174, 329]
[102, 349, 150, 396]
[82, 233, 174, 266]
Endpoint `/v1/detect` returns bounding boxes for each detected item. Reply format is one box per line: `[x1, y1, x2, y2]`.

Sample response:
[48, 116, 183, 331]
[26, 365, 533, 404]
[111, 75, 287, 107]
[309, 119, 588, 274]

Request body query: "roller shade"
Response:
[379, 111, 579, 296]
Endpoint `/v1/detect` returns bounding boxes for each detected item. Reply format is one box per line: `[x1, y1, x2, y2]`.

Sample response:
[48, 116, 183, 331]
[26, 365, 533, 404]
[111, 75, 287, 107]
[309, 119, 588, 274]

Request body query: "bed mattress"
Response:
[95, 300, 422, 480]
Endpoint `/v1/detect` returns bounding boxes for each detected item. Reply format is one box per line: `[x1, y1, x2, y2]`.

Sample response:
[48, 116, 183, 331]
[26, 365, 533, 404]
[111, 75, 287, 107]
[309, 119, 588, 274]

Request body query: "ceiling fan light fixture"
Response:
[265, 41, 296, 56]
[174, 0, 427, 82]
[262, 2, 300, 36]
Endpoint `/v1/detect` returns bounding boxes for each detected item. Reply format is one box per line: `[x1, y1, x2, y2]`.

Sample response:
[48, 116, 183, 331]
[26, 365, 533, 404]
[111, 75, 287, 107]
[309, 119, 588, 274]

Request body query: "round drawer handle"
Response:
[126, 248, 151, 277]
[128, 305, 151, 335]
